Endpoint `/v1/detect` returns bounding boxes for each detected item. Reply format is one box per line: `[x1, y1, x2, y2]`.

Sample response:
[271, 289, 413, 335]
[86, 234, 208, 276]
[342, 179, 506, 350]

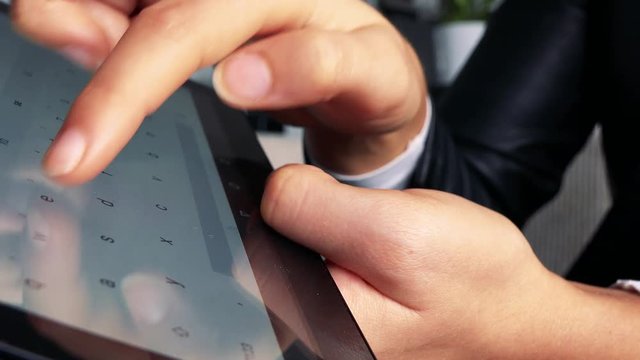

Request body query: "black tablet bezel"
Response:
[0, 4, 375, 359]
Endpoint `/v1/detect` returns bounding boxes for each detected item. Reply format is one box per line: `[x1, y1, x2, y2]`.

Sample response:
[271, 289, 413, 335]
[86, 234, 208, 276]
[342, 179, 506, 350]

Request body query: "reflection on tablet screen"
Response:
[0, 15, 283, 360]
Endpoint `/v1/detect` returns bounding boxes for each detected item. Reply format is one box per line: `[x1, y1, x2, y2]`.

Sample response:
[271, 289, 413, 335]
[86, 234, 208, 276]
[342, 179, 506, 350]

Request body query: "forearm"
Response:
[490, 274, 640, 359]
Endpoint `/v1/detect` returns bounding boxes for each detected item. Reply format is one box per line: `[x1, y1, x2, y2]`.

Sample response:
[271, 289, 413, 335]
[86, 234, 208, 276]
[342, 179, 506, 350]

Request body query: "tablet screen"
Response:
[0, 13, 288, 360]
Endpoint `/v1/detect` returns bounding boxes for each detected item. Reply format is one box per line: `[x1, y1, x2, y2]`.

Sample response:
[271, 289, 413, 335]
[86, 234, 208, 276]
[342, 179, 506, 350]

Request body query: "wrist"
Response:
[479, 270, 640, 359]
[485, 269, 575, 358]
[457, 264, 563, 359]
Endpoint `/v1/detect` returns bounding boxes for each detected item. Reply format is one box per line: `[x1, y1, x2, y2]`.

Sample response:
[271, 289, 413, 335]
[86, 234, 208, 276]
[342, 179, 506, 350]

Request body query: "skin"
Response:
[261, 165, 640, 359]
[10, 0, 427, 184]
[9, 1, 640, 359]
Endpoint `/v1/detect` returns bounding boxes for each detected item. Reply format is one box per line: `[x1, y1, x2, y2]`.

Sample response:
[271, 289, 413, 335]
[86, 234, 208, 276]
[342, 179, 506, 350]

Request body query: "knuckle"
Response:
[136, 2, 193, 43]
[369, 29, 417, 111]
[303, 32, 343, 96]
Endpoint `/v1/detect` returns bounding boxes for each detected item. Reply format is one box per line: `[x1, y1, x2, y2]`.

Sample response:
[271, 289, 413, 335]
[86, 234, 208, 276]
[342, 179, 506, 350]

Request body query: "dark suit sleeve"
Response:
[410, 0, 599, 226]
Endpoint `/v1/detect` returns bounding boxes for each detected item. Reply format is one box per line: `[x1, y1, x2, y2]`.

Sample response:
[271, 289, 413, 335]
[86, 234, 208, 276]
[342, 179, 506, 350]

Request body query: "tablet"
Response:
[0, 6, 374, 360]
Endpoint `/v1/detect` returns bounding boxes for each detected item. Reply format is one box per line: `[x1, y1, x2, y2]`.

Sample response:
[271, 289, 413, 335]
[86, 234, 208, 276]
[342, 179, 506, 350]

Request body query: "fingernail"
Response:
[218, 53, 272, 101]
[59, 45, 99, 69]
[43, 129, 86, 178]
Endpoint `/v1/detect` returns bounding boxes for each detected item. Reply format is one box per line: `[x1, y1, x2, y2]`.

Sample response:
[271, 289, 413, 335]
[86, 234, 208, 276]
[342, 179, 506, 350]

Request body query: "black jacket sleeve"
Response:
[411, 0, 599, 227]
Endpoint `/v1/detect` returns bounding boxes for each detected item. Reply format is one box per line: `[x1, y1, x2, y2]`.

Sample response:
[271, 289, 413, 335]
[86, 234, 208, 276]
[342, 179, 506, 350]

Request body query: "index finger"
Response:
[43, 0, 383, 184]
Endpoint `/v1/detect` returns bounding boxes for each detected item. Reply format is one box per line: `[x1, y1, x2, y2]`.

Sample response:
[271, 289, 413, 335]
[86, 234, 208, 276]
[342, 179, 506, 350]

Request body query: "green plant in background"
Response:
[444, 0, 495, 21]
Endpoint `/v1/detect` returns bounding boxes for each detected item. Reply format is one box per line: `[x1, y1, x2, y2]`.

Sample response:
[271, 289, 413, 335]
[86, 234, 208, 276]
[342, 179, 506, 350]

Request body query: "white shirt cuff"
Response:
[308, 97, 432, 190]
[611, 280, 640, 295]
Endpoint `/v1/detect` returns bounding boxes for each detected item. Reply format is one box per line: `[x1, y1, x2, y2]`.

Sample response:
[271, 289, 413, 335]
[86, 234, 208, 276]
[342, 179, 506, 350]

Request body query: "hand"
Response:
[11, 0, 428, 185]
[260, 164, 576, 359]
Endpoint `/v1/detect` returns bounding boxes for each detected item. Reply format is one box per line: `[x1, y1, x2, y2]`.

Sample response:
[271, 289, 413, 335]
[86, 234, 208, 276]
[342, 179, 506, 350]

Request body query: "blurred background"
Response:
[0, 0, 611, 278]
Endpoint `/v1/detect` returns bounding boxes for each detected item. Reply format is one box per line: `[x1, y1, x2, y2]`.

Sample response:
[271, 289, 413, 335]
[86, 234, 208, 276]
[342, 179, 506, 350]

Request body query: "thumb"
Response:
[261, 164, 431, 306]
